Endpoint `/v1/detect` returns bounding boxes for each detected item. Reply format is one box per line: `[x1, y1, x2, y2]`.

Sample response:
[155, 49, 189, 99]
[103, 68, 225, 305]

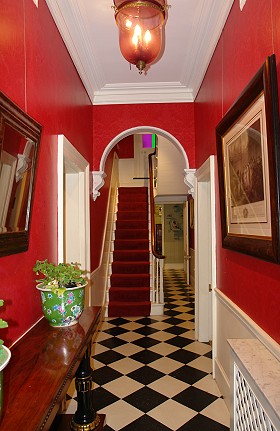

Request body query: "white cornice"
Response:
[93, 82, 194, 105]
[45, 0, 105, 100]
[185, 0, 234, 99]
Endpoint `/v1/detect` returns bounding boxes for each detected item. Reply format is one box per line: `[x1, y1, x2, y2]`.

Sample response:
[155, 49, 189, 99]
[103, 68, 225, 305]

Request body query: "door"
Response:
[57, 135, 91, 306]
[194, 156, 216, 353]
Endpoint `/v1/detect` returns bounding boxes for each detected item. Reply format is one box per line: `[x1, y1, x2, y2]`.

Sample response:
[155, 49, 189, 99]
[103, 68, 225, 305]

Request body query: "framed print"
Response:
[216, 55, 280, 263]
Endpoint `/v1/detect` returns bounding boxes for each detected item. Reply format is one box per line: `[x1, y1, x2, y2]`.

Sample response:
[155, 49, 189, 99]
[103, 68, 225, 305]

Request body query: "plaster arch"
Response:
[92, 126, 195, 200]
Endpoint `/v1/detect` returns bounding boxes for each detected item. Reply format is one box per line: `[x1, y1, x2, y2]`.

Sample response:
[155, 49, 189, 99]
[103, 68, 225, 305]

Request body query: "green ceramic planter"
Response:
[36, 283, 85, 327]
[0, 345, 11, 420]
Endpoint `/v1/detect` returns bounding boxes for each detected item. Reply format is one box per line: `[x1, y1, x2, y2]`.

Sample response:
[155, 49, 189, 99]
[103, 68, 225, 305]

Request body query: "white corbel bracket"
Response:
[184, 168, 196, 197]
[92, 170, 106, 200]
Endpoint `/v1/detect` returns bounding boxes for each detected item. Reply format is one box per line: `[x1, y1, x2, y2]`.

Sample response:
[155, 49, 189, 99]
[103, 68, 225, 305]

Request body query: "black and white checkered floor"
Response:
[65, 270, 230, 430]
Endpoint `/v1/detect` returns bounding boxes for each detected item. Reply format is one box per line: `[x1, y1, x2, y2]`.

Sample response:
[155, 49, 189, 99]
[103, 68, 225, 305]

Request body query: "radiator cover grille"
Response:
[234, 364, 276, 431]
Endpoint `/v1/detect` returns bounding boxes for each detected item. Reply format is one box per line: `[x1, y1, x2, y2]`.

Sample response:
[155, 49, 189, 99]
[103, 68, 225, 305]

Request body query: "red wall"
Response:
[195, 0, 280, 343]
[0, 0, 92, 346]
[91, 103, 195, 270]
[92, 103, 195, 170]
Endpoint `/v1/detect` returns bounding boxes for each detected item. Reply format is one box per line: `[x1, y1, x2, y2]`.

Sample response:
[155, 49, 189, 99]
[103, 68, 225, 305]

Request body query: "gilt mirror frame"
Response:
[0, 92, 42, 257]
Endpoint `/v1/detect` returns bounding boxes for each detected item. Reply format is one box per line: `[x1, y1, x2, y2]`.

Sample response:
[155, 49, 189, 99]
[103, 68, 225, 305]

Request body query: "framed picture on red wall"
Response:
[216, 54, 280, 263]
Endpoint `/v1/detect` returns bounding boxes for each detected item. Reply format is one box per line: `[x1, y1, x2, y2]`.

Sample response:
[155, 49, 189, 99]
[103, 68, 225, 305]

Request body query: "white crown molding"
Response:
[182, 0, 234, 99]
[93, 82, 194, 105]
[45, 0, 105, 101]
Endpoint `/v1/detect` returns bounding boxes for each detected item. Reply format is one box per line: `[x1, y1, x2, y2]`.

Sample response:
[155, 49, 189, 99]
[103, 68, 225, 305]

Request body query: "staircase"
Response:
[108, 186, 151, 317]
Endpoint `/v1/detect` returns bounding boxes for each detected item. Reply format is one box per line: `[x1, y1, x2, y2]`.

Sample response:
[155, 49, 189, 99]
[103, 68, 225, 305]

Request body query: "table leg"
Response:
[70, 344, 102, 431]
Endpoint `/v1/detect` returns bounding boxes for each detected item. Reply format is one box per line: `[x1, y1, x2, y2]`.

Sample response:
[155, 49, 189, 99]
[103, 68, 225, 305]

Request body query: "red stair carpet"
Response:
[108, 187, 151, 317]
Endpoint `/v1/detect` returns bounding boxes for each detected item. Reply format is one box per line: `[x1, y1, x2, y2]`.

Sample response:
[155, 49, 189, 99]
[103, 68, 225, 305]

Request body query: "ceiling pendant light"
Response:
[113, 1, 169, 74]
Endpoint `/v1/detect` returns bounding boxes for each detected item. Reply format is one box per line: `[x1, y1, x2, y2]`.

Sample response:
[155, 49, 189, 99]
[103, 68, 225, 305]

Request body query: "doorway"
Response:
[57, 135, 91, 305]
[194, 156, 216, 353]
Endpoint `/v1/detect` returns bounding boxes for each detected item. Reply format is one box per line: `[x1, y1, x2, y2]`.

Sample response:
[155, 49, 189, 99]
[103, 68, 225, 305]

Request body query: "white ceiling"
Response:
[45, 0, 234, 105]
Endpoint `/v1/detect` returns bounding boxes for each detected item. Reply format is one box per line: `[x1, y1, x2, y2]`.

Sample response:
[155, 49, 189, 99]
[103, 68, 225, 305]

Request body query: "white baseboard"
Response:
[151, 303, 165, 315]
[214, 357, 230, 411]
[214, 288, 280, 406]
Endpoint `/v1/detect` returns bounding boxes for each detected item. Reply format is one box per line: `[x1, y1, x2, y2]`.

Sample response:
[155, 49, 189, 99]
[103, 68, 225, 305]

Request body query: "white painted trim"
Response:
[91, 153, 119, 307]
[92, 83, 194, 105]
[99, 126, 190, 172]
[184, 168, 196, 196]
[216, 289, 280, 361]
[195, 156, 216, 347]
[45, 0, 104, 102]
[151, 303, 165, 315]
[57, 135, 91, 295]
[92, 170, 106, 201]
[186, 0, 234, 99]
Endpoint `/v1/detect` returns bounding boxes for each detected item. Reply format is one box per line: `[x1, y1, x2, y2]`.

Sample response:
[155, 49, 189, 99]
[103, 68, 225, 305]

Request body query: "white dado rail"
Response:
[228, 339, 280, 431]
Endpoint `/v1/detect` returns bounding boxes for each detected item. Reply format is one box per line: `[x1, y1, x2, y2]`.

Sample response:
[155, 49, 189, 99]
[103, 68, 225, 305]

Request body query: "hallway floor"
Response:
[65, 270, 230, 430]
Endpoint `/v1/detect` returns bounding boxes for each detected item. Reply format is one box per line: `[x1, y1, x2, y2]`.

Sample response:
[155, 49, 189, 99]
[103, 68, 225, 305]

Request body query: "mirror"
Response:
[0, 92, 42, 257]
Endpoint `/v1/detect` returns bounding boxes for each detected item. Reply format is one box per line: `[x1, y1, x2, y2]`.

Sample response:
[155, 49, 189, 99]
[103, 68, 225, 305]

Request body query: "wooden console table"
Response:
[1, 306, 105, 430]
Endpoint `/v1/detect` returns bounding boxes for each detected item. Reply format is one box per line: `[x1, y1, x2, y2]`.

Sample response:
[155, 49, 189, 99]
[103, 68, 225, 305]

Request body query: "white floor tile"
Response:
[103, 376, 143, 398]
[120, 321, 143, 331]
[188, 356, 213, 373]
[149, 357, 183, 374]
[149, 331, 175, 342]
[149, 321, 173, 330]
[109, 357, 143, 374]
[201, 398, 230, 427]
[98, 400, 142, 430]
[193, 375, 222, 396]
[148, 375, 189, 398]
[117, 331, 143, 342]
[184, 341, 212, 355]
[113, 343, 143, 357]
[148, 342, 178, 356]
[148, 399, 197, 429]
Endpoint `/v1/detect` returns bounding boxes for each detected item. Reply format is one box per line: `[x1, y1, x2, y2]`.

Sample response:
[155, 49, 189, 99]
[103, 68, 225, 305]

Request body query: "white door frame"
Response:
[194, 156, 217, 369]
[57, 135, 91, 304]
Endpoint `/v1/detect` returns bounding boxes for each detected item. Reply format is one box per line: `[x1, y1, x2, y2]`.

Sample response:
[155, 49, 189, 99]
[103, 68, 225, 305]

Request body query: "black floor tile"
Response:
[94, 350, 125, 365]
[165, 336, 194, 348]
[120, 414, 172, 431]
[162, 317, 186, 325]
[167, 349, 200, 364]
[129, 349, 161, 364]
[92, 387, 119, 411]
[135, 317, 158, 325]
[134, 326, 159, 336]
[92, 366, 123, 385]
[170, 365, 208, 385]
[173, 386, 218, 411]
[177, 414, 229, 431]
[164, 326, 189, 335]
[131, 337, 160, 349]
[98, 337, 127, 349]
[127, 366, 165, 385]
[123, 387, 168, 413]
[103, 327, 129, 336]
[107, 317, 131, 326]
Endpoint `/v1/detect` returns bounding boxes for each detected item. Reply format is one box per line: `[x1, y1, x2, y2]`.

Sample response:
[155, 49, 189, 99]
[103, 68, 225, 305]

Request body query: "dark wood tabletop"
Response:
[1, 306, 102, 430]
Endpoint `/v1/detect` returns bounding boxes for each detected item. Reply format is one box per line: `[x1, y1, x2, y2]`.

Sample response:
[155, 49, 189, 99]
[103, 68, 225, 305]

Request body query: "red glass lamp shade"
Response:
[113, 0, 167, 74]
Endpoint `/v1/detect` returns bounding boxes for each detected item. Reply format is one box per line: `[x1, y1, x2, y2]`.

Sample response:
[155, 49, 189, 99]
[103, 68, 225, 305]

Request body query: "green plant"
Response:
[33, 260, 87, 295]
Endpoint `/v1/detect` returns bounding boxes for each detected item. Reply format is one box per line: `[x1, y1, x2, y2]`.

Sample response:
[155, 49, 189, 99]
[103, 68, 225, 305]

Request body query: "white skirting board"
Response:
[214, 289, 280, 411]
